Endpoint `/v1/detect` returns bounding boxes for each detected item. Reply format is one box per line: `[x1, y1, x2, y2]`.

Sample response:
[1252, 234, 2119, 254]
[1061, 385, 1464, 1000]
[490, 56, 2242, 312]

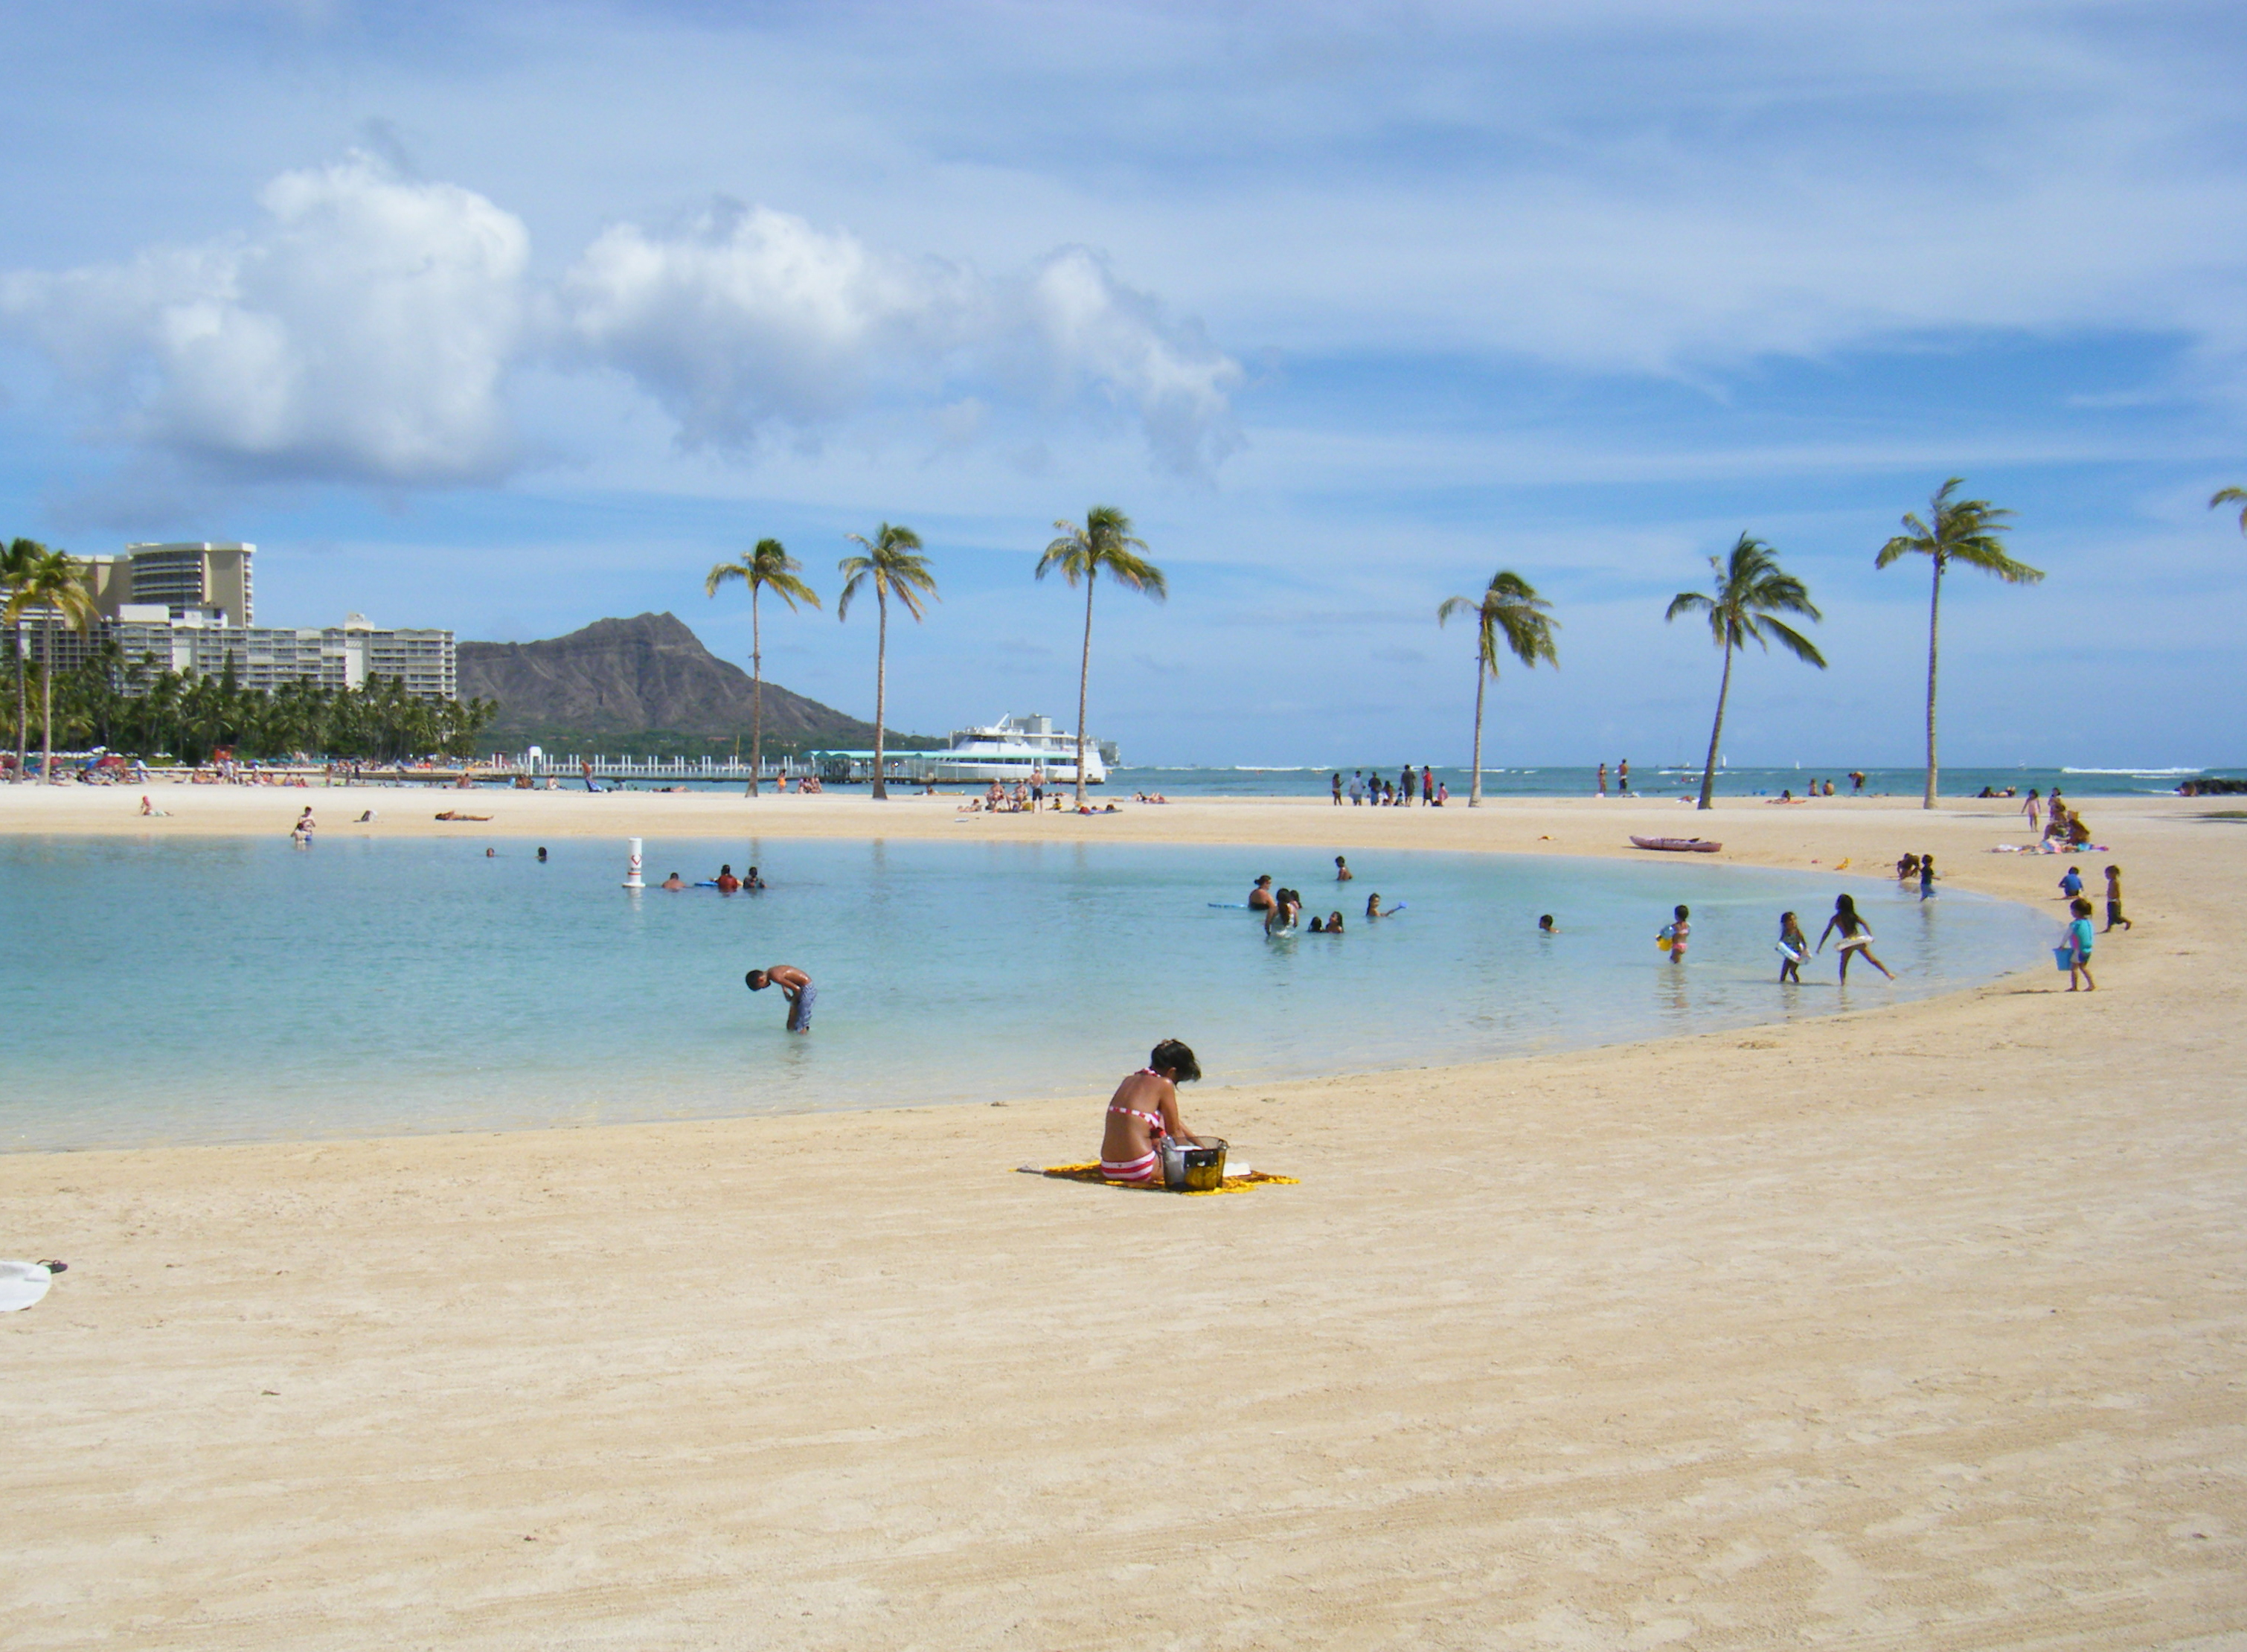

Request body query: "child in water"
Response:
[1538, 913, 1557, 935]
[1661, 904, 1690, 962]
[1777, 911, 1808, 982]
[1817, 894, 1894, 981]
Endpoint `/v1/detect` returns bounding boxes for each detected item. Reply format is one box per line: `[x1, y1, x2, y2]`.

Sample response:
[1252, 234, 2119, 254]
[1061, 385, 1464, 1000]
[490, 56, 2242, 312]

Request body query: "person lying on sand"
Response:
[1099, 1039, 1206, 1184]
[746, 964, 815, 1031]
[432, 810, 492, 822]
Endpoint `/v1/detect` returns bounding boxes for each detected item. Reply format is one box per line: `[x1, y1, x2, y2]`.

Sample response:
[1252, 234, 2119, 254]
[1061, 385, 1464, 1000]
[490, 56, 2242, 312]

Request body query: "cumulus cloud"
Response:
[0, 155, 528, 484]
[562, 203, 1241, 473]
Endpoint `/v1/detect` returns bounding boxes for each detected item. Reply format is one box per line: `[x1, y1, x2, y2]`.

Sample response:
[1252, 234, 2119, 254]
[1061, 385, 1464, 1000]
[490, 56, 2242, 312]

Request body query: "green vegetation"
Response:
[706, 537, 822, 797]
[839, 524, 938, 801]
[1666, 536, 1825, 812]
[0, 644, 494, 766]
[1039, 505, 1166, 807]
[1437, 571, 1559, 808]
[1877, 479, 2042, 810]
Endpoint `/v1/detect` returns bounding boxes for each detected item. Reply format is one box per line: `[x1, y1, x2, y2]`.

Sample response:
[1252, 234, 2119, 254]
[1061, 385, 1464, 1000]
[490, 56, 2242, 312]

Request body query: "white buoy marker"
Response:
[624, 836, 645, 889]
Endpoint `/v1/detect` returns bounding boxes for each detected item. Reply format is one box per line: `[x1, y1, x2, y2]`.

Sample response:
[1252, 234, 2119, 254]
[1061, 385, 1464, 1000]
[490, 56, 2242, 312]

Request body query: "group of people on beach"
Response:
[1336, 767, 1448, 806]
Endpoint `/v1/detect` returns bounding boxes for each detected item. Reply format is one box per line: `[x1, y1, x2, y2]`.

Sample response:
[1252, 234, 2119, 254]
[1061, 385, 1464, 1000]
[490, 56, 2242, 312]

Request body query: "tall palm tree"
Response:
[1435, 570, 1558, 807]
[1666, 535, 1826, 811]
[2211, 487, 2246, 536]
[1, 547, 98, 782]
[1038, 505, 1166, 808]
[1876, 478, 2042, 810]
[707, 538, 823, 797]
[1, 537, 43, 780]
[837, 524, 937, 801]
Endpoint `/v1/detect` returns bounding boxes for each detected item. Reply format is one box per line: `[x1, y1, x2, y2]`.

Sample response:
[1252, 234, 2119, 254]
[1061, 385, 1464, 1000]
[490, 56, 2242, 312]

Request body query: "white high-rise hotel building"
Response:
[45, 542, 456, 700]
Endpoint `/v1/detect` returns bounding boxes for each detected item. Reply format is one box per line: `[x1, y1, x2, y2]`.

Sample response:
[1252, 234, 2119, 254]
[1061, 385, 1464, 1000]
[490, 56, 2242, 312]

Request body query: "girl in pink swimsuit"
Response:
[1099, 1040, 1206, 1183]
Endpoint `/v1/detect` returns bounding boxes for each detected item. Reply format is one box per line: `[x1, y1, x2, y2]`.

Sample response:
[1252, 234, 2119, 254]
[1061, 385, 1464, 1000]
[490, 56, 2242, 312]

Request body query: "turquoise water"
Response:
[0, 837, 2054, 1150]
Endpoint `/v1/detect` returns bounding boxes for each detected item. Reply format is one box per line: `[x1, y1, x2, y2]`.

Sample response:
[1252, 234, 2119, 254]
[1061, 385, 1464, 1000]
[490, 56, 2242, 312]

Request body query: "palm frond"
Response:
[2212, 485, 2247, 535]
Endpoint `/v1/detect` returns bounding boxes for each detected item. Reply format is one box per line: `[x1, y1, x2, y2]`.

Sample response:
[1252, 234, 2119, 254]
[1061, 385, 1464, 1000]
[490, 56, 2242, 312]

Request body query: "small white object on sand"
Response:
[0, 1260, 56, 1313]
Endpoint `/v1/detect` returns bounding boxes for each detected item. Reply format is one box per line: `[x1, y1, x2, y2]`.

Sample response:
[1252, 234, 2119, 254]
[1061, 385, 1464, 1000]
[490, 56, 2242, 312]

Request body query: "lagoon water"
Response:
[1, 836, 2054, 1150]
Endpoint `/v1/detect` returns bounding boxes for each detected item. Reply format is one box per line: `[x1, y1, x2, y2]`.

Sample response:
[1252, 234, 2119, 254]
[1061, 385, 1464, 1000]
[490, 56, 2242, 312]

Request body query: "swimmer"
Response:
[1816, 893, 1894, 981]
[1325, 911, 1344, 933]
[484, 847, 496, 858]
[1334, 856, 1354, 882]
[1538, 913, 1557, 935]
[536, 846, 548, 862]
[745, 964, 815, 1031]
[1309, 916, 1324, 932]
[744, 865, 767, 889]
[660, 872, 686, 890]
[1098, 1038, 1206, 1183]
[714, 864, 741, 894]
[1248, 874, 1275, 912]
[1365, 892, 1393, 919]
[1265, 888, 1301, 935]
[1662, 904, 1690, 962]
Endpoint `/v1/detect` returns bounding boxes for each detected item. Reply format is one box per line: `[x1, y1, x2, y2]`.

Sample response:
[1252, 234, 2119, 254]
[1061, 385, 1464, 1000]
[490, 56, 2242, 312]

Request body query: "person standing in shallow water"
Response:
[1617, 758, 1630, 794]
[745, 964, 815, 1031]
[1817, 894, 1894, 982]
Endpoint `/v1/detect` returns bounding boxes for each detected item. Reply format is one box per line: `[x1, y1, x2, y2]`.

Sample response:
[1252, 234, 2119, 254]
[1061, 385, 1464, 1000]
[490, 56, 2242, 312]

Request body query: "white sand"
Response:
[3, 785, 2243, 1648]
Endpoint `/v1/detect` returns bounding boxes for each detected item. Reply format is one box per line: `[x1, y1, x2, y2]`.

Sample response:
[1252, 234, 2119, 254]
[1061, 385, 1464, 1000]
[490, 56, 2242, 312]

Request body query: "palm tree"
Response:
[837, 524, 937, 801]
[1876, 478, 2042, 810]
[1, 537, 43, 780]
[1, 547, 98, 782]
[1666, 535, 1826, 811]
[707, 538, 823, 797]
[2211, 487, 2246, 537]
[1038, 505, 1166, 808]
[1436, 570, 1558, 807]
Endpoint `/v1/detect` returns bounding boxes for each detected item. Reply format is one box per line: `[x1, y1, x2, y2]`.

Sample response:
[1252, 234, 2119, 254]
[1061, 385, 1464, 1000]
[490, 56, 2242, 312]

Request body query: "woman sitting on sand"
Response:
[1099, 1040, 1208, 1184]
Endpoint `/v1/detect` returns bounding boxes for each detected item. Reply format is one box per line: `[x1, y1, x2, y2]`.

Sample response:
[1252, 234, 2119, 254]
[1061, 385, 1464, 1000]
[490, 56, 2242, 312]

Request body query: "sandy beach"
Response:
[4, 787, 2243, 1649]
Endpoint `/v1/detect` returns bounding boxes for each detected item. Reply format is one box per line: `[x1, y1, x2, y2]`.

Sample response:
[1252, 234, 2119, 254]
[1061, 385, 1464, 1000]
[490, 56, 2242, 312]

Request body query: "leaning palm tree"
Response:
[2211, 487, 2246, 537]
[837, 524, 937, 801]
[1436, 570, 1558, 807]
[1, 547, 98, 782]
[1038, 505, 1166, 808]
[1876, 478, 2042, 810]
[1, 537, 43, 780]
[707, 538, 822, 797]
[1666, 536, 1825, 811]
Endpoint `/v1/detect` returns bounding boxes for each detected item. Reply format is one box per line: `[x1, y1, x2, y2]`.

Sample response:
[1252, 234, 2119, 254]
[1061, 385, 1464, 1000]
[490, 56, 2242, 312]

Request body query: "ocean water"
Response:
[0, 836, 2056, 1150]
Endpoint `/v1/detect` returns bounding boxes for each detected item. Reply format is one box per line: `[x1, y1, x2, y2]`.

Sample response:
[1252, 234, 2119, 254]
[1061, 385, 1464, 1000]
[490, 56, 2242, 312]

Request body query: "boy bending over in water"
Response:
[745, 964, 815, 1031]
[1099, 1039, 1206, 1184]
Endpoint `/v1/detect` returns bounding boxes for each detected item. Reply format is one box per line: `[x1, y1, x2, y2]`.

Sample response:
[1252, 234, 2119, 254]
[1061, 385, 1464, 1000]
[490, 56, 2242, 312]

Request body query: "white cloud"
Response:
[0, 155, 528, 484]
[562, 203, 1241, 473]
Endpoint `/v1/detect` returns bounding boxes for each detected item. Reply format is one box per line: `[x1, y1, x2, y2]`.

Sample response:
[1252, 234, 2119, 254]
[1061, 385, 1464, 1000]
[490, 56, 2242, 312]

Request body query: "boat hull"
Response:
[1630, 835, 1722, 853]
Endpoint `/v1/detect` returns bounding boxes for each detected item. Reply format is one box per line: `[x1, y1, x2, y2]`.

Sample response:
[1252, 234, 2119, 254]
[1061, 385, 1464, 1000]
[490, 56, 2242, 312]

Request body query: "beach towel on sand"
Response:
[0, 1261, 57, 1313]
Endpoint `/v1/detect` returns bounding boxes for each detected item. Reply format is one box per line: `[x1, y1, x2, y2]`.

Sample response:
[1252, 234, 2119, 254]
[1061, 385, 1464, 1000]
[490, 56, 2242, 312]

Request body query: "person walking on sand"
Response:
[2103, 865, 2132, 932]
[2062, 897, 2097, 990]
[1097, 1039, 1207, 1183]
[1617, 758, 1631, 794]
[1331, 772, 1342, 806]
[1597, 761, 1608, 796]
[1349, 771, 1365, 806]
[2023, 788, 2042, 834]
[745, 964, 816, 1031]
[1817, 893, 1894, 982]
[1422, 766, 1434, 806]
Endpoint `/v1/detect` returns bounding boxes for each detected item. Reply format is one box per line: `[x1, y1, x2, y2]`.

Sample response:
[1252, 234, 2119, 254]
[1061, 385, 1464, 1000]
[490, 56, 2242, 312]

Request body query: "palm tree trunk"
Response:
[1923, 558, 1943, 810]
[871, 590, 888, 801]
[1074, 573, 1096, 809]
[1468, 658, 1487, 807]
[39, 614, 54, 782]
[13, 622, 25, 780]
[748, 586, 763, 798]
[1697, 638, 1734, 811]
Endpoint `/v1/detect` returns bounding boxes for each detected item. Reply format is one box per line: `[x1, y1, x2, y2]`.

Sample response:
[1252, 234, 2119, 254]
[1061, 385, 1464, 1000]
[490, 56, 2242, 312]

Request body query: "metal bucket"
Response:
[1162, 1137, 1228, 1191]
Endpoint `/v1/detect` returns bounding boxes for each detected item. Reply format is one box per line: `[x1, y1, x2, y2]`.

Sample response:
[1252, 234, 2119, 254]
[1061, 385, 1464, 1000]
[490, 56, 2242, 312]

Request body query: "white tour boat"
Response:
[941, 714, 1112, 784]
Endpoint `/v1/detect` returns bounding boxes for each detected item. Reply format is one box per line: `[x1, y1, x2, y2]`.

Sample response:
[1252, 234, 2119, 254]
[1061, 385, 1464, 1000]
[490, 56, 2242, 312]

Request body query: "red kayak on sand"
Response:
[1630, 835, 1723, 853]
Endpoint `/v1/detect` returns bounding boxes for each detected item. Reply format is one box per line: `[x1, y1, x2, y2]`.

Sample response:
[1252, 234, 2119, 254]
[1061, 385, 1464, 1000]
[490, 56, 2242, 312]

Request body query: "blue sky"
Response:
[2, 1, 2243, 768]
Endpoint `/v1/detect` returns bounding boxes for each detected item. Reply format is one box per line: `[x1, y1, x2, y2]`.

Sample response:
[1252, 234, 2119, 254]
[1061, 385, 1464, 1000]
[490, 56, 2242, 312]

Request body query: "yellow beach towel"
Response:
[1033, 1164, 1300, 1197]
